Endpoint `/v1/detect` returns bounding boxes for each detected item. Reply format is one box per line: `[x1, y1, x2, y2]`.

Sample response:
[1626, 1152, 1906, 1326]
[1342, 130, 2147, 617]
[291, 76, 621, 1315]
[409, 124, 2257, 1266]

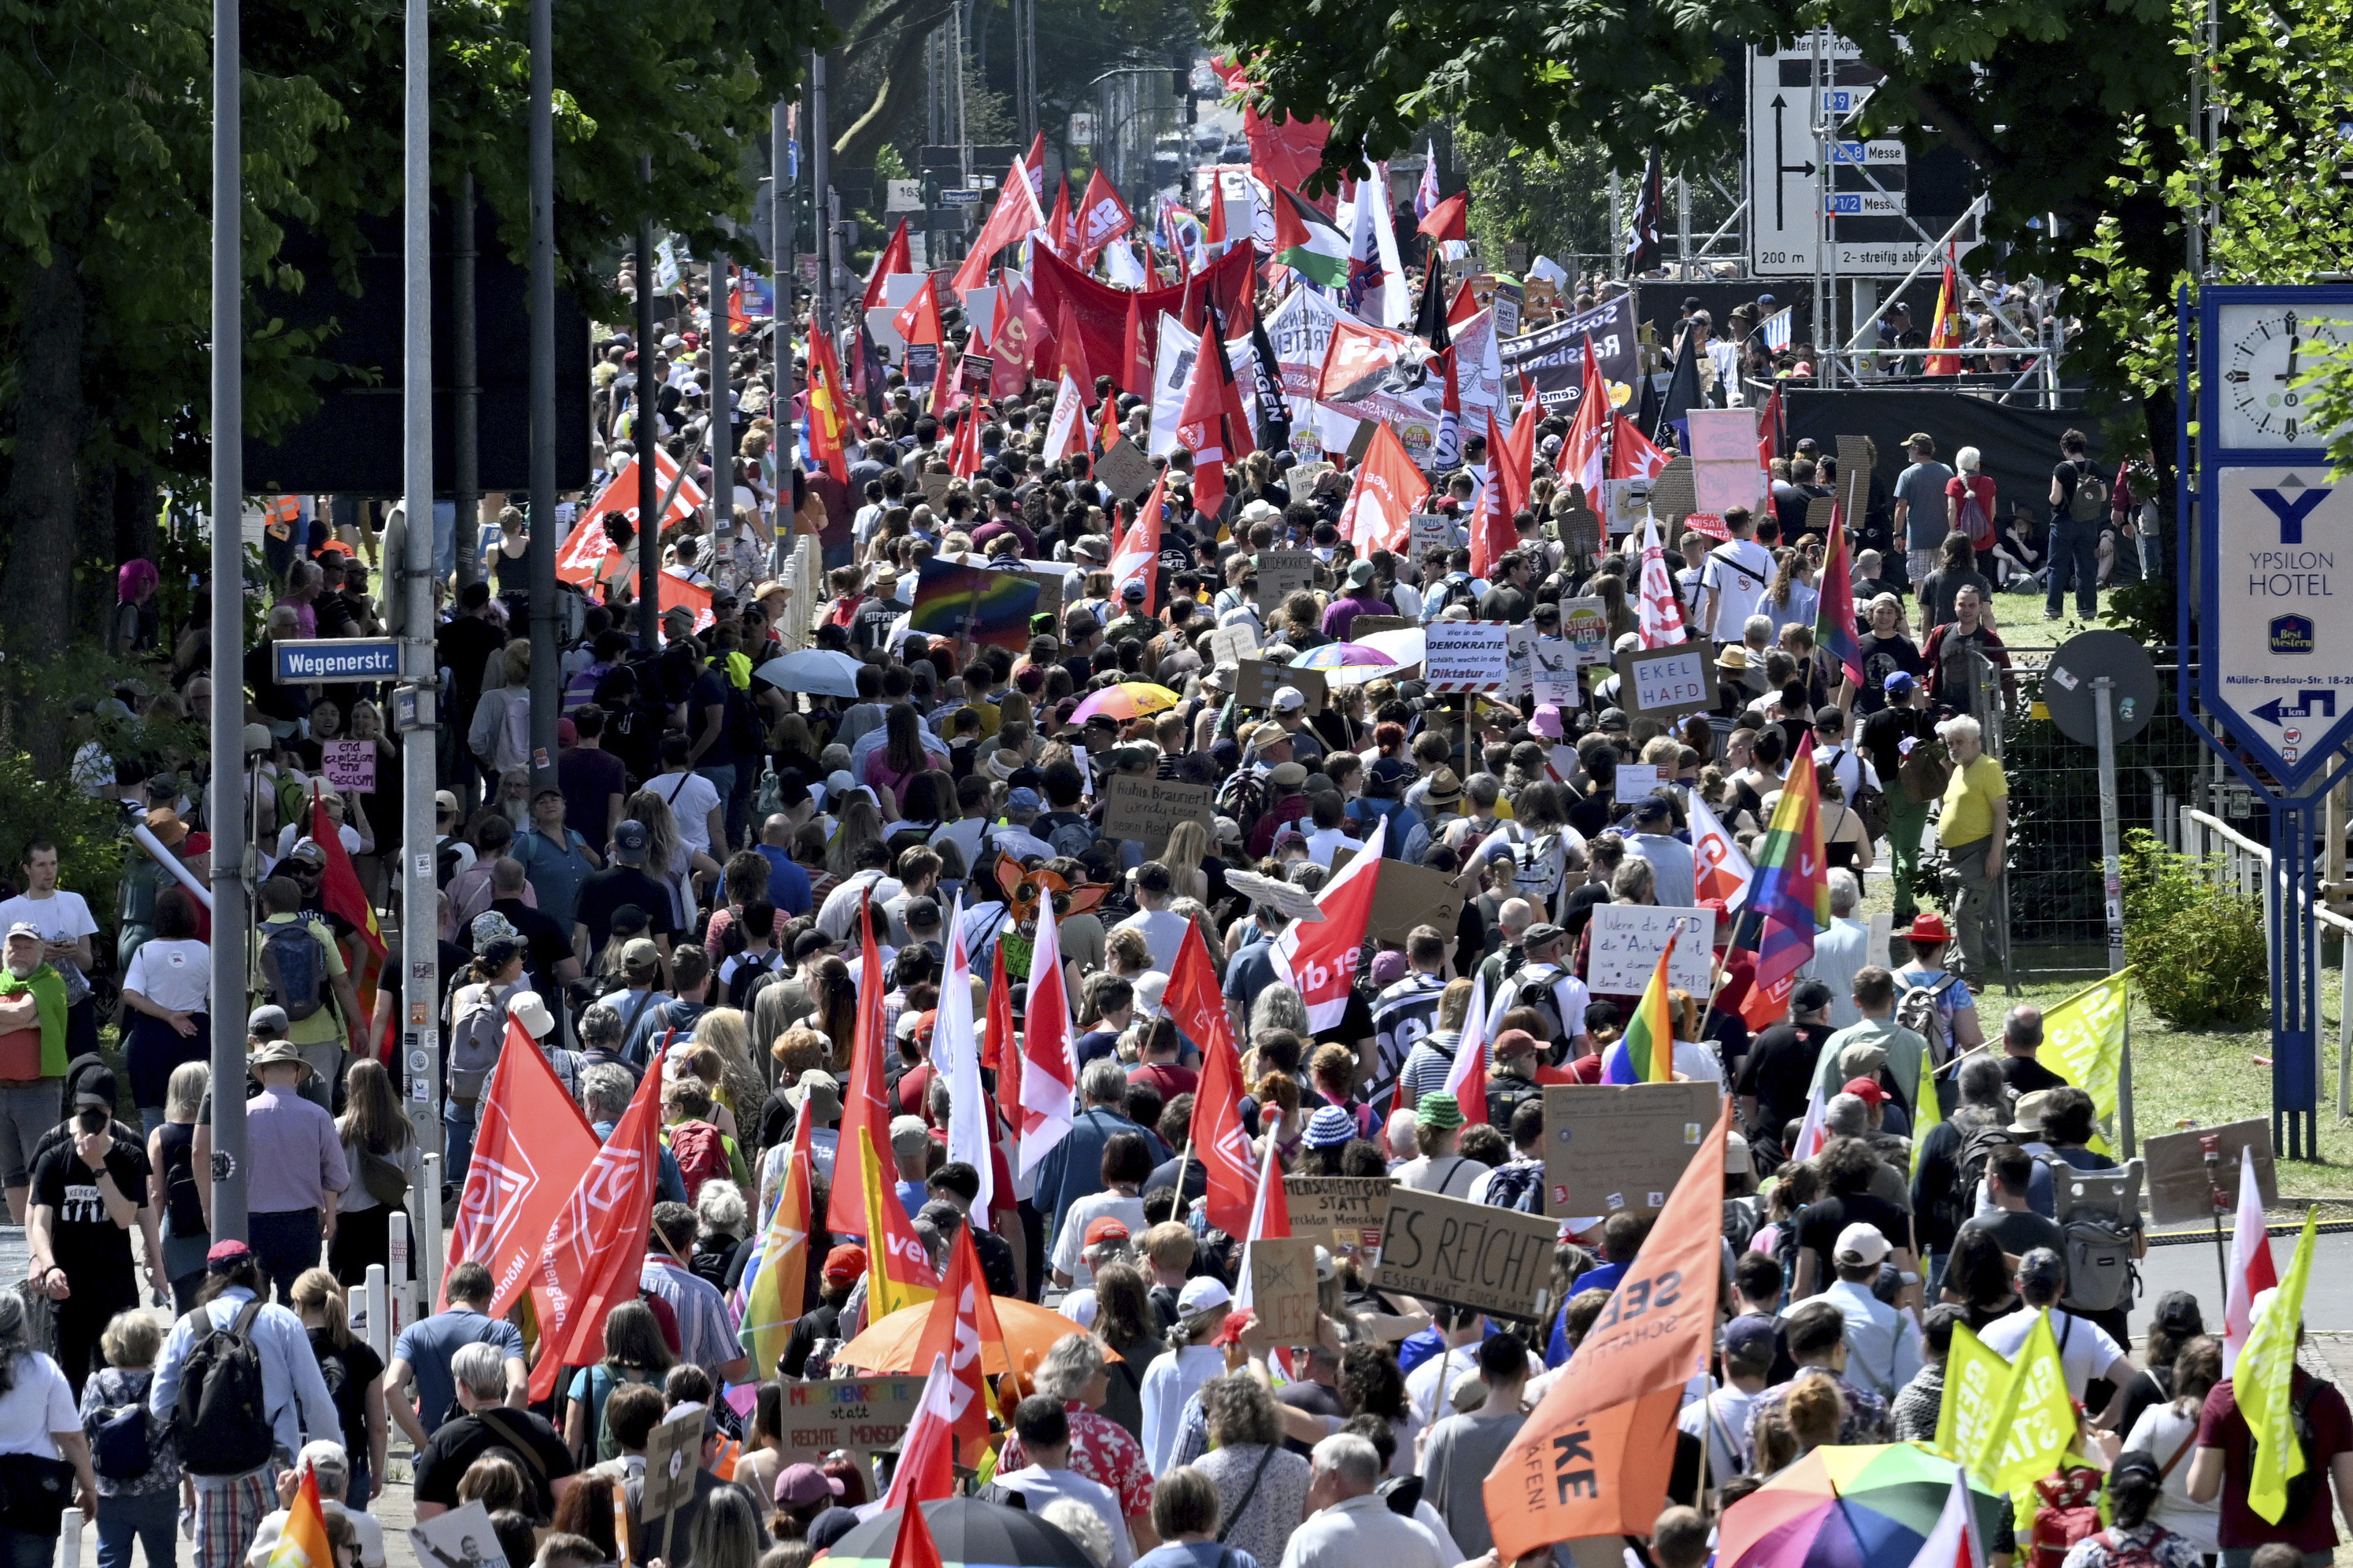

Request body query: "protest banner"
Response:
[1102, 775, 1215, 853]
[1316, 318, 1448, 466]
[1497, 294, 1639, 415]
[1374, 1185, 1559, 1318]
[1241, 1237, 1323, 1346]
[1585, 904, 1717, 996]
[1093, 437, 1154, 501]
[1543, 1082, 1722, 1220]
[1614, 643, 1716, 720]
[321, 740, 376, 792]
[774, 1375, 928, 1464]
[1252, 549, 1319, 602]
[1423, 621, 1511, 691]
[1285, 1175, 1392, 1256]
[1235, 660, 1326, 712]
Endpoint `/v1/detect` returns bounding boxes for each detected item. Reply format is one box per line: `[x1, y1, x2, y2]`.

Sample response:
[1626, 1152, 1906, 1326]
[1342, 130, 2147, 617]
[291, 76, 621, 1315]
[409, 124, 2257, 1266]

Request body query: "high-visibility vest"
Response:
[265, 495, 302, 540]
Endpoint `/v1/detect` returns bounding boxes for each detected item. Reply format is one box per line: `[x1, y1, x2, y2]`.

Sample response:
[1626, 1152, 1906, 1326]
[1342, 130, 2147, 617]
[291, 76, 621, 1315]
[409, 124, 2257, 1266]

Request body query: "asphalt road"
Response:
[2140, 1222, 2353, 1330]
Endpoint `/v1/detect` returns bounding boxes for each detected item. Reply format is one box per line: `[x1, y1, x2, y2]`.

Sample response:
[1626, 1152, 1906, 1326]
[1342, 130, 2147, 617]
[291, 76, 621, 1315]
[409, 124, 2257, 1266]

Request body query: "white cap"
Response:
[1178, 1276, 1234, 1317]
[1834, 1222, 1890, 1267]
[1271, 686, 1307, 714]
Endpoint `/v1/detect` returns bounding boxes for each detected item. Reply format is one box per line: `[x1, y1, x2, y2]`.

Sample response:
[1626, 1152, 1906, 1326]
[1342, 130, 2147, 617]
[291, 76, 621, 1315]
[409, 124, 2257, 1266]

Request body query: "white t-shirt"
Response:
[0, 892, 97, 953]
[124, 938, 212, 1015]
[1111, 909, 1189, 974]
[651, 770, 724, 854]
[1050, 1191, 1146, 1285]
[1698, 539, 1775, 641]
[1978, 1306, 2127, 1392]
[1301, 827, 1356, 868]
[0, 1351, 76, 1456]
[996, 1466, 1133, 1568]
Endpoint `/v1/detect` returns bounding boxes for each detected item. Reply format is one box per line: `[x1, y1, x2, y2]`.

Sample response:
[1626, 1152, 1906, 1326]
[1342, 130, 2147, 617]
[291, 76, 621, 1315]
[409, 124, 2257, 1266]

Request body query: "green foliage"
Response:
[0, 757, 131, 932]
[1454, 127, 1615, 268]
[2119, 830, 2269, 1027]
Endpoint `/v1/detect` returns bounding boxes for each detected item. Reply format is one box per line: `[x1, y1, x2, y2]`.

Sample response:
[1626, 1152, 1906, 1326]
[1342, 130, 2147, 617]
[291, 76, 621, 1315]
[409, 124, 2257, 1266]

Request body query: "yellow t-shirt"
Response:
[1940, 755, 2008, 848]
[253, 913, 350, 1048]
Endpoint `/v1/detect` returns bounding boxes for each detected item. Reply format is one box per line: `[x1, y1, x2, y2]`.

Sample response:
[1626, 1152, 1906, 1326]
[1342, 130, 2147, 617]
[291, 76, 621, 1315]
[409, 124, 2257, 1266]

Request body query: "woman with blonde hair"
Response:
[332, 1060, 416, 1287]
[148, 1060, 212, 1312]
[825, 793, 885, 879]
[622, 787, 697, 926]
[1167, 897, 1223, 971]
[292, 1269, 389, 1507]
[689, 1008, 767, 1128]
[1160, 821, 1212, 904]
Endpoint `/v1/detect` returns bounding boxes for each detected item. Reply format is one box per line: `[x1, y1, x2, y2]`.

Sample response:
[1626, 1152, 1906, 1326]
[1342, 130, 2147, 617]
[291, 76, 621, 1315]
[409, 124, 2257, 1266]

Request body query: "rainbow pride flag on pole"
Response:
[1733, 751, 1831, 1026]
[908, 557, 1041, 649]
[1815, 503, 1863, 690]
[1602, 930, 1678, 1083]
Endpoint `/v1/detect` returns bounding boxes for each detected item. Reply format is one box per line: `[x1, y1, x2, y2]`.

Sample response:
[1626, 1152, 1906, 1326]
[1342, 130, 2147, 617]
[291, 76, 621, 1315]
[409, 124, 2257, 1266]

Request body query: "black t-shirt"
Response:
[1919, 569, 1994, 632]
[1736, 1022, 1837, 1133]
[1478, 584, 1530, 622]
[437, 616, 509, 705]
[576, 866, 684, 952]
[2002, 1054, 2068, 1096]
[31, 1136, 150, 1307]
[688, 668, 735, 767]
[489, 897, 574, 1031]
[309, 1326, 387, 1458]
[558, 747, 628, 841]
[1853, 635, 1925, 715]
[1957, 1207, 2066, 1260]
[413, 1408, 576, 1517]
[2051, 458, 2101, 517]
[1796, 1190, 1910, 1277]
[1859, 703, 1937, 789]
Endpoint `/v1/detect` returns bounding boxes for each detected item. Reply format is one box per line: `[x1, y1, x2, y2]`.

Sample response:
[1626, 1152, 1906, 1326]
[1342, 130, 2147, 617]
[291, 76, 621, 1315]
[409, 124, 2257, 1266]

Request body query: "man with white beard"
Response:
[0, 923, 72, 1223]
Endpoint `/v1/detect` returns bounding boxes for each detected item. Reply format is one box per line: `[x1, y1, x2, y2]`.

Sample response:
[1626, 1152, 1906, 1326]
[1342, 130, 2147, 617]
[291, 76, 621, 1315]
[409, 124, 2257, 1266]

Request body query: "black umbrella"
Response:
[821, 1496, 1099, 1568]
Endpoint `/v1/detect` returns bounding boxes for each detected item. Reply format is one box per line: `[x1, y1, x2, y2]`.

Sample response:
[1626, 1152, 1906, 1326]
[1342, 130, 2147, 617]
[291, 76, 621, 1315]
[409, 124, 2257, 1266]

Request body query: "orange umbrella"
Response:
[832, 1296, 1119, 1382]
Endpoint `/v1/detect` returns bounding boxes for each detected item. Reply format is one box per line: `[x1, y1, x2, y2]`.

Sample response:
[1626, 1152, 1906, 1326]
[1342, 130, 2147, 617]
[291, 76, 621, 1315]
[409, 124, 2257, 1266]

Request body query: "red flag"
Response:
[1045, 176, 1073, 256]
[1119, 290, 1149, 397]
[1017, 889, 1077, 1174]
[1559, 335, 1612, 496]
[1756, 383, 1782, 468]
[928, 338, 959, 418]
[1075, 168, 1138, 268]
[1272, 816, 1387, 1034]
[993, 279, 1050, 391]
[949, 397, 986, 479]
[1204, 183, 1228, 246]
[886, 1461, 950, 1568]
[1052, 297, 1095, 387]
[448, 1014, 601, 1315]
[1174, 309, 1252, 514]
[985, 935, 1020, 1138]
[1335, 423, 1428, 553]
[1484, 1100, 1732, 1555]
[892, 275, 945, 348]
[880, 1353, 961, 1513]
[864, 219, 913, 310]
[1471, 408, 1517, 579]
[1417, 191, 1467, 243]
[1170, 925, 1256, 1237]
[908, 1224, 1008, 1463]
[805, 312, 854, 484]
[1446, 277, 1482, 328]
[1023, 131, 1045, 197]
[952, 156, 1047, 293]
[826, 897, 895, 1238]
[308, 790, 384, 962]
[1109, 475, 1164, 615]
[528, 1061, 665, 1400]
[1096, 390, 1123, 457]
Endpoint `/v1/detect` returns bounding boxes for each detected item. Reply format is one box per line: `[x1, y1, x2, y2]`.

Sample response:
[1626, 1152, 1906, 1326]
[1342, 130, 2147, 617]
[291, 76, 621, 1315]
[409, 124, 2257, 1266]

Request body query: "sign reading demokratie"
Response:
[1374, 1185, 1559, 1318]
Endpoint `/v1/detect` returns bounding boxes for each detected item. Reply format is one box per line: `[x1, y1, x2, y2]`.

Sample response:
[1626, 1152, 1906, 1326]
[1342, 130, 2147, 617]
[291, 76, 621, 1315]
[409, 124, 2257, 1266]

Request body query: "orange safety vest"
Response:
[265, 495, 302, 541]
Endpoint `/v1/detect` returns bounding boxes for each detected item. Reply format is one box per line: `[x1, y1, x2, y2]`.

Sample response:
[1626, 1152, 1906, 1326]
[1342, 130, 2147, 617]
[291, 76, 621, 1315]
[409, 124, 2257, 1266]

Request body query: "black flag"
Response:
[1622, 150, 1663, 276]
[1413, 246, 1452, 352]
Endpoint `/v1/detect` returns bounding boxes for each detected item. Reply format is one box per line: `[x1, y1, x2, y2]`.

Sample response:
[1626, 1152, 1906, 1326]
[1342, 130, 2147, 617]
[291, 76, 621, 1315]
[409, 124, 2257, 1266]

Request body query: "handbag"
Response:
[360, 1143, 411, 1207]
[0, 1450, 76, 1535]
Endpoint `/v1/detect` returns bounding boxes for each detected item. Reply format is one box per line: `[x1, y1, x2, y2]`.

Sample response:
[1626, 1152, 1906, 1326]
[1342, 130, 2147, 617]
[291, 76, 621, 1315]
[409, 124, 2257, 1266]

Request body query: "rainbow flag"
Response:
[1602, 930, 1678, 1083]
[1815, 503, 1863, 689]
[908, 557, 1041, 650]
[1735, 751, 1831, 1000]
[264, 1467, 332, 1568]
[734, 1108, 813, 1378]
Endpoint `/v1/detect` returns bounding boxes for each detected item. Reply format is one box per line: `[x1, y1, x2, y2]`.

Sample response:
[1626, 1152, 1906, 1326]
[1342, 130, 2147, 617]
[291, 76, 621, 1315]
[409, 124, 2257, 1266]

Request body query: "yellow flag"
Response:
[1911, 1070, 1945, 1178]
[2040, 971, 2130, 1152]
[1989, 1312, 2078, 1497]
[1935, 1322, 2011, 1477]
[2243, 1208, 2320, 1523]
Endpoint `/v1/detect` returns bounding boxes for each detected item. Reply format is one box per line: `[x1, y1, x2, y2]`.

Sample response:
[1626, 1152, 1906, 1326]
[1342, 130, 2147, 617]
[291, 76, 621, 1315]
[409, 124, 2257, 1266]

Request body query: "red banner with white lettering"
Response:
[448, 1015, 600, 1317]
[528, 1059, 665, 1400]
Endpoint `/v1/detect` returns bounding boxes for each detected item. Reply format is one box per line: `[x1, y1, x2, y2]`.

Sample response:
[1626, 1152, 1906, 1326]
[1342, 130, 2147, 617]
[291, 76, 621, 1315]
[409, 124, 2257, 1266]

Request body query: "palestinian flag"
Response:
[1271, 185, 1350, 287]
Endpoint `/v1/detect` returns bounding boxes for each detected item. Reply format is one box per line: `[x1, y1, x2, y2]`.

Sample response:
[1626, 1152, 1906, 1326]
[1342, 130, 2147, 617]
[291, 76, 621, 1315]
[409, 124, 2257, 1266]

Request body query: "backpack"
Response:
[448, 983, 515, 1101]
[668, 1120, 731, 1205]
[1895, 972, 1960, 1066]
[2060, 1210, 2140, 1314]
[1504, 964, 1573, 1053]
[91, 1370, 157, 1481]
[2028, 1466, 2107, 1568]
[1482, 1159, 1545, 1215]
[1509, 831, 1566, 901]
[257, 919, 327, 1022]
[2249, 1378, 2329, 1523]
[1951, 1122, 2023, 1223]
[1955, 486, 1995, 552]
[725, 949, 782, 1012]
[723, 680, 767, 755]
[175, 1300, 276, 1476]
[2066, 461, 2110, 525]
[1040, 812, 1095, 860]
[1829, 749, 1891, 841]
[1432, 573, 1482, 616]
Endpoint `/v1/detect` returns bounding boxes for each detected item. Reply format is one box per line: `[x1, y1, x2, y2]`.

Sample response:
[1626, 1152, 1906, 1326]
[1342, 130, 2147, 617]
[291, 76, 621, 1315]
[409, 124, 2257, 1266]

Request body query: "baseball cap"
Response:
[435, 790, 461, 815]
[822, 1244, 868, 1283]
[1270, 686, 1308, 714]
[247, 1004, 290, 1040]
[1841, 1076, 1886, 1108]
[1523, 922, 1567, 949]
[1177, 1277, 1234, 1317]
[889, 1115, 930, 1159]
[1835, 1223, 1891, 1267]
[1082, 1216, 1133, 1248]
[1121, 582, 1146, 602]
[73, 1067, 118, 1110]
[1345, 560, 1375, 588]
[774, 1463, 845, 1507]
[793, 929, 839, 961]
[2150, 1290, 2205, 1341]
[205, 1240, 254, 1272]
[1369, 950, 1410, 987]
[1006, 786, 1042, 813]
[1884, 671, 1916, 694]
[621, 937, 663, 975]
[1722, 1314, 1779, 1362]
[3, 923, 39, 945]
[611, 819, 651, 864]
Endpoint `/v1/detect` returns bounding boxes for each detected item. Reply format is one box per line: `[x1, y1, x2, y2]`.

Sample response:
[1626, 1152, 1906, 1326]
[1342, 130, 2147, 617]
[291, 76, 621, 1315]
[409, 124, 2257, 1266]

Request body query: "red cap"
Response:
[1082, 1217, 1132, 1248]
[822, 1244, 868, 1282]
[1841, 1076, 1886, 1108]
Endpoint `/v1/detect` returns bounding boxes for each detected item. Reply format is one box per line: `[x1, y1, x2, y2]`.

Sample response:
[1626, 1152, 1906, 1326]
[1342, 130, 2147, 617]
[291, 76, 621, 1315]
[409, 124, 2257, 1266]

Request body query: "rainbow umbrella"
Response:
[1718, 1444, 2007, 1568]
[1070, 682, 1178, 724]
[1290, 642, 1398, 670]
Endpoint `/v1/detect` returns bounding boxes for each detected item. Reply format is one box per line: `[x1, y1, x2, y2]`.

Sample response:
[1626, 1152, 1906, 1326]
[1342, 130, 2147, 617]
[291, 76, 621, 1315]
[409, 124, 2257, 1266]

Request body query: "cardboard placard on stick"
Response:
[1235, 660, 1326, 713]
[1585, 904, 1717, 996]
[2143, 1117, 2277, 1225]
[1543, 1082, 1721, 1220]
[410, 1502, 510, 1568]
[1094, 437, 1154, 501]
[1803, 494, 1839, 538]
[641, 1400, 708, 1552]
[919, 470, 956, 508]
[1102, 775, 1215, 853]
[1613, 643, 1717, 721]
[1838, 435, 1874, 524]
[1241, 1237, 1323, 1346]
[772, 1375, 928, 1465]
[1284, 1175, 1393, 1258]
[1373, 1185, 1559, 1319]
[1208, 624, 1261, 667]
[1648, 457, 1696, 529]
[1330, 849, 1467, 946]
[1253, 549, 1320, 603]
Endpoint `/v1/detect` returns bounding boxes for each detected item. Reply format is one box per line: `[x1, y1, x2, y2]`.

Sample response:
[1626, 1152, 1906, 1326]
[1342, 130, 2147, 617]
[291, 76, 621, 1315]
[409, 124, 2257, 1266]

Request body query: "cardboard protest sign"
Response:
[919, 471, 956, 508]
[1242, 1237, 1323, 1346]
[1094, 437, 1154, 501]
[321, 740, 376, 792]
[1253, 549, 1319, 603]
[1838, 435, 1874, 524]
[1557, 597, 1611, 666]
[1374, 1185, 1559, 1318]
[2145, 1117, 2277, 1224]
[1411, 513, 1455, 563]
[1804, 494, 1838, 538]
[1614, 643, 1716, 720]
[411, 1503, 509, 1568]
[1423, 622, 1511, 690]
[1102, 775, 1215, 853]
[1004, 560, 1066, 618]
[1349, 614, 1417, 641]
[641, 1401, 708, 1549]
[1557, 485, 1604, 557]
[1285, 1175, 1392, 1257]
[1613, 764, 1662, 801]
[1235, 660, 1326, 713]
[1330, 850, 1467, 945]
[1585, 904, 1716, 996]
[1543, 1082, 1722, 1220]
[1648, 456, 1696, 529]
[773, 1375, 927, 1464]
[1207, 623, 1261, 667]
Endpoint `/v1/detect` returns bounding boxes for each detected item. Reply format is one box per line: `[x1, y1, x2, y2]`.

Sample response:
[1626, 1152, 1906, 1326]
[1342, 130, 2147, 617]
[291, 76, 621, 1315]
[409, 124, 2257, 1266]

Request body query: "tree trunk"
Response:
[1, 248, 88, 671]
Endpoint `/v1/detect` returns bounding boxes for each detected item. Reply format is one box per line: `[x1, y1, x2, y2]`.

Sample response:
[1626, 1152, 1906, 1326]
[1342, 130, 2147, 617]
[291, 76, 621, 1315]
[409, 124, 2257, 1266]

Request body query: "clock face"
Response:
[2217, 304, 2351, 449]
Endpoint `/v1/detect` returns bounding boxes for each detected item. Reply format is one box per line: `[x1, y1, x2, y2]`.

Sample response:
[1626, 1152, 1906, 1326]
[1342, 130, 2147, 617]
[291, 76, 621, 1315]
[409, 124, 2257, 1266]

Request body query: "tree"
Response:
[0, 0, 832, 663]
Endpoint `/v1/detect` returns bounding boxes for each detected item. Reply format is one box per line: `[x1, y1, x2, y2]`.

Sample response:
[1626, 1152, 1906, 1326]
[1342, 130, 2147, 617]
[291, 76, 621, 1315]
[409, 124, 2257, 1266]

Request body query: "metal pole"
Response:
[636, 158, 660, 653]
[2095, 677, 2134, 1155]
[527, 0, 560, 793]
[209, 0, 250, 1246]
[453, 174, 481, 592]
[398, 0, 442, 1247]
[710, 254, 733, 538]
[1676, 175, 1691, 280]
[772, 102, 791, 330]
[812, 52, 833, 332]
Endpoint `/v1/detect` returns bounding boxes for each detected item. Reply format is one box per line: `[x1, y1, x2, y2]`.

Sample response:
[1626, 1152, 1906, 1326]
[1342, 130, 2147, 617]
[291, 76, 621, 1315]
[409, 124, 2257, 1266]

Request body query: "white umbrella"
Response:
[754, 649, 863, 698]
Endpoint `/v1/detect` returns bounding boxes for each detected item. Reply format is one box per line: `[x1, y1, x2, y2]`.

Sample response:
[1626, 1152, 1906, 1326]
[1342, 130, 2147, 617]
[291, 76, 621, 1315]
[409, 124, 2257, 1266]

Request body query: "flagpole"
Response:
[1167, 1135, 1193, 1224]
